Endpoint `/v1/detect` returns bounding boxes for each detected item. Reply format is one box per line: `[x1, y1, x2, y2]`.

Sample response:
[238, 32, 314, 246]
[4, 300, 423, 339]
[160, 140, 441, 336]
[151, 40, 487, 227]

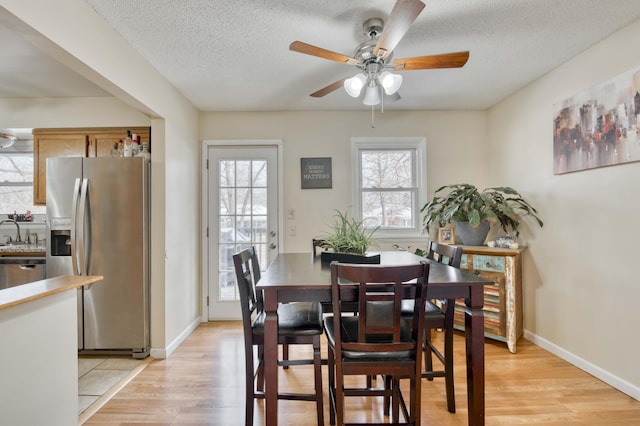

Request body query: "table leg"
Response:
[262, 290, 279, 426]
[465, 285, 485, 426]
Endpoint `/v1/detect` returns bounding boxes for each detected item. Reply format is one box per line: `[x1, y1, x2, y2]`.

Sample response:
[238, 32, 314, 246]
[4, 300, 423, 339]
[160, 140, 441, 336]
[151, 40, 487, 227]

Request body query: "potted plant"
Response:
[420, 183, 543, 246]
[320, 209, 380, 263]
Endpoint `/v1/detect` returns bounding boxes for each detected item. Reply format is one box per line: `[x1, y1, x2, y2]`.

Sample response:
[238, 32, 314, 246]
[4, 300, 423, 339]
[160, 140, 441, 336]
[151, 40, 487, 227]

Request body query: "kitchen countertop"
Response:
[0, 244, 46, 257]
[0, 275, 103, 310]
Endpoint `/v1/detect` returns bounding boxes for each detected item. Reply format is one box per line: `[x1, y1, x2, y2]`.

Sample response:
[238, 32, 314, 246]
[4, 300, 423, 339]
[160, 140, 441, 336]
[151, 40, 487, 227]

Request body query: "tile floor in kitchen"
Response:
[78, 355, 150, 416]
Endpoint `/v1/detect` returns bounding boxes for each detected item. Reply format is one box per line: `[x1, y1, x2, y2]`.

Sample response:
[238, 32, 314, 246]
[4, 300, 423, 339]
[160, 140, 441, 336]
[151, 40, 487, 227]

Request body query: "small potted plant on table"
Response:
[320, 209, 380, 264]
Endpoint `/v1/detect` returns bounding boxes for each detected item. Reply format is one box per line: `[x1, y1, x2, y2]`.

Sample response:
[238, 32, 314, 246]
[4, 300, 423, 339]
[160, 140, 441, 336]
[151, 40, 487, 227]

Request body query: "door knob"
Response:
[270, 231, 276, 237]
[269, 243, 277, 249]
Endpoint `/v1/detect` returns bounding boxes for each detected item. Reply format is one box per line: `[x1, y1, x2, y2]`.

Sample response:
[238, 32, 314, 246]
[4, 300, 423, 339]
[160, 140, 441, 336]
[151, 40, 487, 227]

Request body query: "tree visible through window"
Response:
[352, 138, 426, 239]
[0, 153, 45, 215]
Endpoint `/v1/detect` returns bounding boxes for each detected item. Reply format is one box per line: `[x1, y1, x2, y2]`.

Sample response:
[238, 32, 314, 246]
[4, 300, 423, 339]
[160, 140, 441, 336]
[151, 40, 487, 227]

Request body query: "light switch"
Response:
[288, 209, 295, 220]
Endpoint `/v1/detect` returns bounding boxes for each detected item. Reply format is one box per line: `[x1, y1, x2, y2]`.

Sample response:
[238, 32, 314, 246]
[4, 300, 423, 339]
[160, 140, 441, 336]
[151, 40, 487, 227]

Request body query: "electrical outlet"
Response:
[288, 225, 296, 236]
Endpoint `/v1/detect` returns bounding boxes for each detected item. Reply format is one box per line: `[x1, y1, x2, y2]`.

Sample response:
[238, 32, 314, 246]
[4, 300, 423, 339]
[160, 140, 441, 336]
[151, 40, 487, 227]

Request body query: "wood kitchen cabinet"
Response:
[32, 127, 150, 205]
[453, 245, 525, 353]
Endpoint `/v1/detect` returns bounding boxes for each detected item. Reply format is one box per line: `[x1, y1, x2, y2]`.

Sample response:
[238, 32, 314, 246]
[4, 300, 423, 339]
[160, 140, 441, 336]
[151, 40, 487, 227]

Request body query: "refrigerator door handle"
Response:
[70, 178, 82, 276]
[77, 178, 89, 276]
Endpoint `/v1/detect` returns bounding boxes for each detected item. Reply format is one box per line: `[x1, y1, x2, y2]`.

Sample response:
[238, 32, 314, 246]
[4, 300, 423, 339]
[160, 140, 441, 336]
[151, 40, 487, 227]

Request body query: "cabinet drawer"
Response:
[462, 254, 505, 273]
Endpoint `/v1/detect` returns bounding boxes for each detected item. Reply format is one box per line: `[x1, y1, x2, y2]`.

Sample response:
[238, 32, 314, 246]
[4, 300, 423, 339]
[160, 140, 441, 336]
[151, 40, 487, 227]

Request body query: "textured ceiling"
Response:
[3, 1, 640, 112]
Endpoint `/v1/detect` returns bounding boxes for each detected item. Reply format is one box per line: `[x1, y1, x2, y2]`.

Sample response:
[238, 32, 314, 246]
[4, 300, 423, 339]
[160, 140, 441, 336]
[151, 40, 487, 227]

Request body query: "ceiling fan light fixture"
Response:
[379, 71, 403, 95]
[363, 84, 381, 106]
[344, 73, 366, 97]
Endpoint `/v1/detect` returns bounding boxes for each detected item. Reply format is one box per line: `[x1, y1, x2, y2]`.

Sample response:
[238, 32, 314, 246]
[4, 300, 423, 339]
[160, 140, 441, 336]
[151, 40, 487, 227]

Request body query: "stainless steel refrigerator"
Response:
[46, 157, 150, 358]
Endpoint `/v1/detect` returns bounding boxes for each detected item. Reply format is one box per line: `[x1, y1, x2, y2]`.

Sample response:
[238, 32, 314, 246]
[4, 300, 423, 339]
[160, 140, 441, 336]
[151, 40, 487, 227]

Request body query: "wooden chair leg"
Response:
[392, 377, 400, 423]
[282, 343, 290, 369]
[444, 300, 456, 413]
[246, 345, 255, 425]
[256, 345, 265, 392]
[335, 360, 345, 426]
[313, 337, 324, 426]
[383, 375, 391, 416]
[424, 327, 435, 381]
[328, 347, 336, 425]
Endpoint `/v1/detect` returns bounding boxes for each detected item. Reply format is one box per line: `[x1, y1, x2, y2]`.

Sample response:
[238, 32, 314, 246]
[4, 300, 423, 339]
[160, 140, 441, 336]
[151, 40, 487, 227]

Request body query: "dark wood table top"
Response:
[258, 251, 491, 297]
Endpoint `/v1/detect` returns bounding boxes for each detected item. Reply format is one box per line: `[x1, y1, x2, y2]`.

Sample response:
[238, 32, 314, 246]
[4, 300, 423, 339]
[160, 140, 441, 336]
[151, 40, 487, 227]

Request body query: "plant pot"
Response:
[454, 221, 490, 246]
[320, 252, 381, 264]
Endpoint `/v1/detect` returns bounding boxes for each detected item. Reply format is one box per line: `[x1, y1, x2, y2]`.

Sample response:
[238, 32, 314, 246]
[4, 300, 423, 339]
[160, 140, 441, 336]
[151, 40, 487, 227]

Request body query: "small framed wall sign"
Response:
[438, 227, 455, 244]
[301, 157, 332, 189]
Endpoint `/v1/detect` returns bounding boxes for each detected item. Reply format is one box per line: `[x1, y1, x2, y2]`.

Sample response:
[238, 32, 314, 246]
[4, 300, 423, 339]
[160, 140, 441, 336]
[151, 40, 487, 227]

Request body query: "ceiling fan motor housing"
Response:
[363, 17, 384, 38]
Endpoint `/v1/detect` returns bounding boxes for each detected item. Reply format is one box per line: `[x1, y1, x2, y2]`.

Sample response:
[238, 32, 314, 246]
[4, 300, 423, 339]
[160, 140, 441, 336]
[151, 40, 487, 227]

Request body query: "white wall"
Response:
[488, 19, 640, 398]
[1, 0, 201, 357]
[200, 110, 489, 252]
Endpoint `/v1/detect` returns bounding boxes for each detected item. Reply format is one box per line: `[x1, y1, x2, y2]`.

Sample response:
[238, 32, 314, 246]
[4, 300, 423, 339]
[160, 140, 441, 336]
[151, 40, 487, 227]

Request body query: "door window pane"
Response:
[217, 159, 269, 301]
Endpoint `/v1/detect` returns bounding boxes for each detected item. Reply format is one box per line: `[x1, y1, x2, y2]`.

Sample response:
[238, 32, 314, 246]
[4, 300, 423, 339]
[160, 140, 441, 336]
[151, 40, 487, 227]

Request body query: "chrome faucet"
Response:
[0, 219, 21, 244]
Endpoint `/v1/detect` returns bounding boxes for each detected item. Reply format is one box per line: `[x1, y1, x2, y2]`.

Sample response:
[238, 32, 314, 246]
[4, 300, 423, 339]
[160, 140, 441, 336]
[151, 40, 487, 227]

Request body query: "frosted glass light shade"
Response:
[344, 73, 366, 97]
[363, 85, 381, 106]
[379, 71, 403, 95]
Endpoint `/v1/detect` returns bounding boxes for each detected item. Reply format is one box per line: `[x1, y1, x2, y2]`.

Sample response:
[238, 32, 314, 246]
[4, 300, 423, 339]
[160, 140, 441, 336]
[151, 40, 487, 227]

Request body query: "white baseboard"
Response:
[524, 330, 640, 401]
[149, 317, 202, 359]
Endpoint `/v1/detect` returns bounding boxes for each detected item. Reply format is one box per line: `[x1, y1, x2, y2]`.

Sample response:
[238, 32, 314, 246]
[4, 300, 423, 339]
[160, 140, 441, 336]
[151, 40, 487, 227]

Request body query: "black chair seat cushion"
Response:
[401, 299, 445, 319]
[253, 301, 323, 336]
[324, 316, 415, 360]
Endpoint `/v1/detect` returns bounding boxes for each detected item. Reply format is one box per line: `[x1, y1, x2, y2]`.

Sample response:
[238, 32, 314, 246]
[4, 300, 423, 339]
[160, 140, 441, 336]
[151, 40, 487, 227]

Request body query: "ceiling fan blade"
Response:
[290, 41, 359, 65]
[374, 0, 425, 59]
[310, 77, 349, 97]
[393, 51, 470, 71]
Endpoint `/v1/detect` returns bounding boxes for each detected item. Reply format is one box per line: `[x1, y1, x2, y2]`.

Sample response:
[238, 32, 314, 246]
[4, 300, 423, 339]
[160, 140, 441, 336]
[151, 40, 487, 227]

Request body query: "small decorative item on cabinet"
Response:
[438, 227, 455, 244]
[453, 245, 525, 353]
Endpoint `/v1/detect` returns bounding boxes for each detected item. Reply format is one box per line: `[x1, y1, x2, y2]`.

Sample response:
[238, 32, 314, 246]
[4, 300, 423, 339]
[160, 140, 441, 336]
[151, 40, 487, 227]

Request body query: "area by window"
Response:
[351, 137, 427, 240]
[0, 151, 45, 216]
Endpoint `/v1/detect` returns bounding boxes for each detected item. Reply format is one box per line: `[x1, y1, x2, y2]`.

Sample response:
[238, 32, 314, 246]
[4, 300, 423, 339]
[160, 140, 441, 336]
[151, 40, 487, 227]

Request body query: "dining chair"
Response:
[312, 238, 327, 256]
[324, 261, 430, 426]
[232, 247, 324, 426]
[401, 241, 463, 413]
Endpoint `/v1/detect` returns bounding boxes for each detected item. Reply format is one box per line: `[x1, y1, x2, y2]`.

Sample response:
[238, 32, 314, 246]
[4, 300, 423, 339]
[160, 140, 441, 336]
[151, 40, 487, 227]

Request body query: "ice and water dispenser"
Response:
[49, 217, 71, 256]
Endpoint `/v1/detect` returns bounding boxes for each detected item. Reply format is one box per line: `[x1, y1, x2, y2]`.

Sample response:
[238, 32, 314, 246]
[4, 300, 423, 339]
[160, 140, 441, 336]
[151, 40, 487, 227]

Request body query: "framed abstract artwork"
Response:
[553, 65, 640, 174]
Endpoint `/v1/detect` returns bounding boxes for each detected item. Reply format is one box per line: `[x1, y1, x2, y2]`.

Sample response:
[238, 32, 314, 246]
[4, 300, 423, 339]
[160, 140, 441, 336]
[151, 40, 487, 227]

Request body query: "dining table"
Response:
[256, 251, 492, 426]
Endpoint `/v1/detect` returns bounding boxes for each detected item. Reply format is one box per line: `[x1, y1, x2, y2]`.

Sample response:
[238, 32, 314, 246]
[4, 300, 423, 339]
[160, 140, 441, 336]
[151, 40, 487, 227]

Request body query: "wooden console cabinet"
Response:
[32, 127, 150, 205]
[453, 245, 525, 353]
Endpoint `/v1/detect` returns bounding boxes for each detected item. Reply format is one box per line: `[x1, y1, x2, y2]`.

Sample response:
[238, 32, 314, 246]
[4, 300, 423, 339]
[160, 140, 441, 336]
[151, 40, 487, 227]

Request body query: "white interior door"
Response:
[206, 144, 279, 320]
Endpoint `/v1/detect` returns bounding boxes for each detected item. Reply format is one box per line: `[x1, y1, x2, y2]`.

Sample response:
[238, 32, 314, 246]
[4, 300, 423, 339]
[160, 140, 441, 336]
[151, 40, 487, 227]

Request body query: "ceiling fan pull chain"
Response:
[371, 104, 375, 128]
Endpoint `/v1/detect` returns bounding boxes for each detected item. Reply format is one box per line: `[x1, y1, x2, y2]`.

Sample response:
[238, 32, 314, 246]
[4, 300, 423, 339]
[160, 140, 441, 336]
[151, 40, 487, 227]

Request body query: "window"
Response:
[351, 137, 426, 240]
[0, 151, 46, 215]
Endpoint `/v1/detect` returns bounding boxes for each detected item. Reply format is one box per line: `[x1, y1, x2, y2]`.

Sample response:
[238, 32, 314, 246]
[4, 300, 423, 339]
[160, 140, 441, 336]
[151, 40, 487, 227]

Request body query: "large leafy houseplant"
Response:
[421, 184, 543, 238]
[323, 209, 379, 255]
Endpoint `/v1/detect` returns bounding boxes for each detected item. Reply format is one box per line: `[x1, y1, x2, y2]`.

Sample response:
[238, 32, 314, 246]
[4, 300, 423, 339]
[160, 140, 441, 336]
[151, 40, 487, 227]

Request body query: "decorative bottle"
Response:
[135, 143, 151, 161]
[131, 133, 140, 156]
[123, 130, 133, 157]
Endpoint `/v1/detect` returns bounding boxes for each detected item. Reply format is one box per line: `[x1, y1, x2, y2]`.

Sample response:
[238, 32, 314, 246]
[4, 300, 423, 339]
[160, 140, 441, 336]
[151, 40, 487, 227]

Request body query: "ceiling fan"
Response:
[289, 0, 469, 106]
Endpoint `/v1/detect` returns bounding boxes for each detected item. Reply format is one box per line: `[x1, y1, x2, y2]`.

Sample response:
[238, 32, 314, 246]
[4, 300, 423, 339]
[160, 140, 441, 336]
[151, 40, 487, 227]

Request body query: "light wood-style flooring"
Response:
[84, 322, 640, 425]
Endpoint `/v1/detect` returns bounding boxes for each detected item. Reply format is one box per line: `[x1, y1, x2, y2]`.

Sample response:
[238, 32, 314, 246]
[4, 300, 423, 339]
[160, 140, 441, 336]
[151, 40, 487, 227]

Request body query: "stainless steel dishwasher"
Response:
[0, 257, 46, 290]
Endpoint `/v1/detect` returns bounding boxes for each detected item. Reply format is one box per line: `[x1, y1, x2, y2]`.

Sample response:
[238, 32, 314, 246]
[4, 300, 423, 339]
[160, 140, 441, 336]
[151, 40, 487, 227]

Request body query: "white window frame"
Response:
[351, 137, 427, 242]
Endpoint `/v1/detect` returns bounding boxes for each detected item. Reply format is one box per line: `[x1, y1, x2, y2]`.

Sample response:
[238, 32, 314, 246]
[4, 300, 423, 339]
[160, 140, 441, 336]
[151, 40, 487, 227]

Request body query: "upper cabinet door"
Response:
[33, 133, 87, 205]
